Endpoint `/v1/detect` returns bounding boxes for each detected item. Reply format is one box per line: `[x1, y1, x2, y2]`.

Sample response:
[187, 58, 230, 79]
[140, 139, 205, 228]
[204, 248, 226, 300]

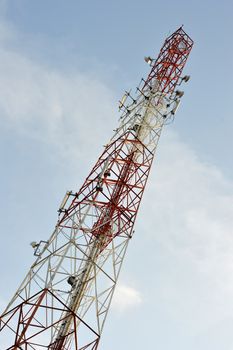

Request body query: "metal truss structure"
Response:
[0, 27, 193, 349]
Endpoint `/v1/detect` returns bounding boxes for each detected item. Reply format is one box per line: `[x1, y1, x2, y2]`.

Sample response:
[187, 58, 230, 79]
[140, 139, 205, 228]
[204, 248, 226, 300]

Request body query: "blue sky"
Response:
[0, 0, 233, 349]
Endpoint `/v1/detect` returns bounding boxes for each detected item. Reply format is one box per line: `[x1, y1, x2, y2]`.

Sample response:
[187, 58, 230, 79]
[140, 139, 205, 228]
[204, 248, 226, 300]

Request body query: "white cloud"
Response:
[152, 130, 233, 273]
[0, 20, 116, 171]
[112, 284, 142, 312]
[138, 130, 233, 336]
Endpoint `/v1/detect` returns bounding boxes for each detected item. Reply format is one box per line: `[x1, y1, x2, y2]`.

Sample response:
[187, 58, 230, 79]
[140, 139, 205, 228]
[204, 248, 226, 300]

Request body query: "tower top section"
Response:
[144, 26, 194, 96]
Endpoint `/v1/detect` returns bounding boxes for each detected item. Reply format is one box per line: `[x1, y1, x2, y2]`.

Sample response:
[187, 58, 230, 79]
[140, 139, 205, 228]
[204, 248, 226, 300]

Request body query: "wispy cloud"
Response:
[149, 130, 233, 274]
[139, 130, 233, 335]
[112, 284, 142, 312]
[0, 20, 116, 169]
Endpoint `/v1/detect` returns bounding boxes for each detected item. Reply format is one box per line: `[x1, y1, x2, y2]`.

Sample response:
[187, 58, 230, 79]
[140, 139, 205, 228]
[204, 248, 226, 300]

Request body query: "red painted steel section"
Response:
[58, 130, 153, 250]
[0, 289, 100, 349]
[144, 26, 193, 94]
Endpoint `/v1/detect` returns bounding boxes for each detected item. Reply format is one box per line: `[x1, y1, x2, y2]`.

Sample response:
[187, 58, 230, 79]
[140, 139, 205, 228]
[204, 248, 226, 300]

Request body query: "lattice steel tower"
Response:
[0, 27, 193, 349]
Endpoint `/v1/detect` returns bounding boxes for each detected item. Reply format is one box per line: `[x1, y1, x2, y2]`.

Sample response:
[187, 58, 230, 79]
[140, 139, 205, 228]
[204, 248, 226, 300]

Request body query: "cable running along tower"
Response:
[0, 27, 193, 349]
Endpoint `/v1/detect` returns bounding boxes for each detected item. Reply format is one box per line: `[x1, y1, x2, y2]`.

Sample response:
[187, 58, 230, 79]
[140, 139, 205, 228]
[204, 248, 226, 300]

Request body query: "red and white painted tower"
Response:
[0, 27, 193, 349]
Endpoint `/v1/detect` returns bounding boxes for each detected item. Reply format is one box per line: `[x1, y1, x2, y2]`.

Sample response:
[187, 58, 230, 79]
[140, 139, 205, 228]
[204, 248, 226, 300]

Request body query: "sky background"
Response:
[0, 0, 233, 349]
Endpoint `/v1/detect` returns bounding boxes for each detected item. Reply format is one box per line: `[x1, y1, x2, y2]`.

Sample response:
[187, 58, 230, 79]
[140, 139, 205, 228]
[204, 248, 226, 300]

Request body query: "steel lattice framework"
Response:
[0, 27, 193, 350]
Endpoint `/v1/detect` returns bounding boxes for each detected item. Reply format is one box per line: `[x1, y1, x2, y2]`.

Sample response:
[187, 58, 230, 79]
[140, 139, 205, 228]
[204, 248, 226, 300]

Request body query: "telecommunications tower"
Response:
[0, 27, 193, 349]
